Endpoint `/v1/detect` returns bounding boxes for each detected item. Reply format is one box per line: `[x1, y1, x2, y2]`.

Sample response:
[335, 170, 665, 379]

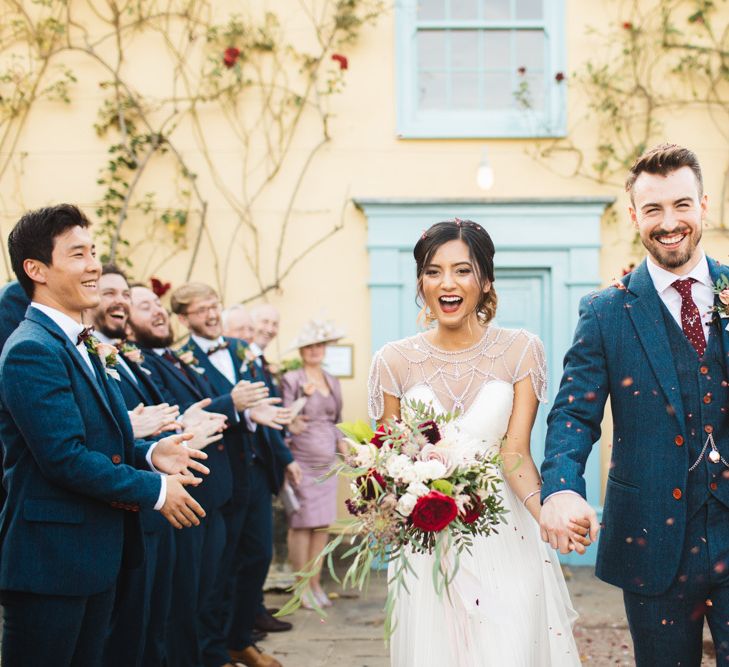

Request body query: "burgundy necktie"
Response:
[672, 278, 706, 357]
[163, 349, 192, 382]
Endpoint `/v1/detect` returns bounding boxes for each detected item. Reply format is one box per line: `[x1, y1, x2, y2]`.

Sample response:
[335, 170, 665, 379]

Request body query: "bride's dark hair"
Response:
[413, 219, 497, 324]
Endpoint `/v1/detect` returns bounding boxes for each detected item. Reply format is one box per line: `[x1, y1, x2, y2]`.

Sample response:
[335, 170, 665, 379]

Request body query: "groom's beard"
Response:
[644, 225, 702, 269]
[130, 327, 174, 350]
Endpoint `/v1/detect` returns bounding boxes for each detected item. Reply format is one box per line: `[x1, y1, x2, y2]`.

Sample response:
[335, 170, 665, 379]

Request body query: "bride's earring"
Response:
[425, 307, 436, 324]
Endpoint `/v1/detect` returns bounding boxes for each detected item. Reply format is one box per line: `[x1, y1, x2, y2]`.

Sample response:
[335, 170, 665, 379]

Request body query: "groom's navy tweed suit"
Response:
[0, 307, 162, 665]
[542, 258, 729, 665]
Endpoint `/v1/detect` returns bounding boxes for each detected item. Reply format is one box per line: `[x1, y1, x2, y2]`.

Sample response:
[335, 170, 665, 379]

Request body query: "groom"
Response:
[540, 143, 729, 665]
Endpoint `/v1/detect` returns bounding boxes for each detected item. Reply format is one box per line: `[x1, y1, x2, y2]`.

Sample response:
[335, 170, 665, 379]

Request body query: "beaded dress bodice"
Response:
[368, 326, 547, 421]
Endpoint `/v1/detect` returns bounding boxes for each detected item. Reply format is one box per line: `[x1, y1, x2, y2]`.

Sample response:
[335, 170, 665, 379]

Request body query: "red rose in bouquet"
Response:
[460, 498, 482, 525]
[370, 423, 391, 449]
[410, 491, 458, 532]
[418, 419, 441, 445]
[357, 469, 385, 500]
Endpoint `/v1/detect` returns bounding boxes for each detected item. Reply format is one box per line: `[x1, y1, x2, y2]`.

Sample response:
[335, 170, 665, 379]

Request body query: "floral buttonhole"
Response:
[175, 348, 206, 375]
[85, 337, 121, 381]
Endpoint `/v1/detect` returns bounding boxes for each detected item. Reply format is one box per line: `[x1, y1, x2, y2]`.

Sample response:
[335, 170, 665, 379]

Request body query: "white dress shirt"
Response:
[544, 253, 715, 508]
[29, 304, 165, 510]
[646, 251, 714, 344]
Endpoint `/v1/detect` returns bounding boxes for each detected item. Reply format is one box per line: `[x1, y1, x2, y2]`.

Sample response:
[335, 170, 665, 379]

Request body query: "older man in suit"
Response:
[0, 204, 208, 666]
[541, 144, 729, 665]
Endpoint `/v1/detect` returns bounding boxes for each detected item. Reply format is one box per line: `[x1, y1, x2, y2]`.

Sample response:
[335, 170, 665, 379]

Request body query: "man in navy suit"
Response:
[171, 283, 300, 667]
[0, 204, 209, 666]
[127, 284, 288, 667]
[0, 281, 28, 353]
[541, 144, 729, 665]
[89, 265, 227, 667]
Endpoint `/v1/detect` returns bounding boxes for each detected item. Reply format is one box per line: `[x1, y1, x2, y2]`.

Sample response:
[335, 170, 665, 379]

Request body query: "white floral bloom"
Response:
[419, 444, 457, 475]
[385, 454, 411, 479]
[353, 443, 377, 469]
[413, 459, 447, 483]
[406, 482, 430, 498]
[396, 493, 418, 517]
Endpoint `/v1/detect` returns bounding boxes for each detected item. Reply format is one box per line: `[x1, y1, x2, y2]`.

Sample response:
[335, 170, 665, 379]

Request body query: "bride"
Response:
[368, 219, 587, 666]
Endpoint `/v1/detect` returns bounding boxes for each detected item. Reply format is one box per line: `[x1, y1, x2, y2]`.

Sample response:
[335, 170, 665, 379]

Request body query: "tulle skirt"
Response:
[388, 483, 581, 667]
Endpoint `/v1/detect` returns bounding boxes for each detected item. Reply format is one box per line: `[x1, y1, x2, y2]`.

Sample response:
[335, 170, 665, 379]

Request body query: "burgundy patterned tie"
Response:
[672, 278, 706, 357]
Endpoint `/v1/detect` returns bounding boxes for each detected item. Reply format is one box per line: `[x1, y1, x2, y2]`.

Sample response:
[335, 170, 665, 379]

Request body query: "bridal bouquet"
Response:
[277, 399, 506, 634]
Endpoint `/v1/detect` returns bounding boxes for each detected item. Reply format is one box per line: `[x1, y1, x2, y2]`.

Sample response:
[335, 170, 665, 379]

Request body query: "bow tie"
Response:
[76, 326, 95, 346]
[206, 341, 229, 356]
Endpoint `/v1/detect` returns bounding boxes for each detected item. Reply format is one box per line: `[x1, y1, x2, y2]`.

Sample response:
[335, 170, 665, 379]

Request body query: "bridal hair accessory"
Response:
[276, 399, 507, 637]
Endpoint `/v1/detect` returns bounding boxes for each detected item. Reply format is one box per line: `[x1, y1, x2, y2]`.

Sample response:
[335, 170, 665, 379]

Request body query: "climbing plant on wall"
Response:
[0, 0, 383, 297]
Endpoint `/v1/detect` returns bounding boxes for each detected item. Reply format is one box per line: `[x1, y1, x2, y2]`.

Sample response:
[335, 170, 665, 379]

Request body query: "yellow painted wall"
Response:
[3, 1, 729, 504]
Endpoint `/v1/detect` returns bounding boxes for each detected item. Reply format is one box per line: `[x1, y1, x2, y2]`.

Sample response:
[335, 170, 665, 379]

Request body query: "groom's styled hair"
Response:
[8, 204, 92, 298]
[625, 143, 703, 204]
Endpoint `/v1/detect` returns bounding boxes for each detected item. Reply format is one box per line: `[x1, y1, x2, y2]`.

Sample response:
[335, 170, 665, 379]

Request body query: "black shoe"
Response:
[251, 628, 268, 643]
[254, 609, 293, 632]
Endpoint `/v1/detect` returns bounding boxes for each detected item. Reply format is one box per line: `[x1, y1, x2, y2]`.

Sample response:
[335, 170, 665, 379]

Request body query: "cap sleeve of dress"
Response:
[368, 343, 405, 421]
[512, 331, 548, 404]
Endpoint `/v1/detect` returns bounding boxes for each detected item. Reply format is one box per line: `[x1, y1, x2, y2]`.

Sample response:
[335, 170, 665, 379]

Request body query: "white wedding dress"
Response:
[368, 326, 581, 667]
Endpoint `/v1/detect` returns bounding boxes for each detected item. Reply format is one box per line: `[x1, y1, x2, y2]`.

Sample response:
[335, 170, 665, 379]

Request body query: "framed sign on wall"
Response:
[324, 344, 354, 378]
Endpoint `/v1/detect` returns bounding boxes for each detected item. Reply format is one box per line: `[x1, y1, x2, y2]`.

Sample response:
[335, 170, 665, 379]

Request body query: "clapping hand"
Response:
[151, 432, 210, 477]
[161, 474, 206, 529]
[288, 414, 309, 436]
[185, 414, 228, 451]
[249, 397, 293, 430]
[129, 403, 180, 439]
[231, 380, 269, 411]
[180, 398, 227, 429]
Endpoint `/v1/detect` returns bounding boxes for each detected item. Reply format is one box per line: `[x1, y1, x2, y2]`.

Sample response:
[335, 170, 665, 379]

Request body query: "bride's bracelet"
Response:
[522, 489, 541, 507]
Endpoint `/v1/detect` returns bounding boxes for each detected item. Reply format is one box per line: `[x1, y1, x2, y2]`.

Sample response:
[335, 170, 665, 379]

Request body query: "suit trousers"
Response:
[166, 506, 226, 667]
[104, 524, 175, 667]
[227, 462, 274, 651]
[624, 496, 729, 666]
[1, 587, 115, 666]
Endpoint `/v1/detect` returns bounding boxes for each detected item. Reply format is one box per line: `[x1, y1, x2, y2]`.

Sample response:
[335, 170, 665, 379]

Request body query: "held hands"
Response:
[539, 492, 600, 555]
[151, 432, 210, 477]
[231, 380, 269, 411]
[160, 474, 206, 529]
[248, 397, 293, 430]
[129, 403, 180, 439]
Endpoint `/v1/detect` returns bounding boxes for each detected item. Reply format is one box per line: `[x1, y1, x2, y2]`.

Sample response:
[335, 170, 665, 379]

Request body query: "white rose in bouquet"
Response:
[396, 493, 418, 517]
[353, 443, 378, 469]
[406, 481, 430, 498]
[413, 459, 447, 483]
[418, 443, 457, 475]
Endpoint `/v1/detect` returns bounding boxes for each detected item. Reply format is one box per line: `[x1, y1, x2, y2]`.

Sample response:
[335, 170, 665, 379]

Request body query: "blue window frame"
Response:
[396, 0, 567, 138]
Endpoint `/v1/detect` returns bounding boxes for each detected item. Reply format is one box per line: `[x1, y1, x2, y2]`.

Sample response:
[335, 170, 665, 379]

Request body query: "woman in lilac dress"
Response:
[281, 319, 347, 608]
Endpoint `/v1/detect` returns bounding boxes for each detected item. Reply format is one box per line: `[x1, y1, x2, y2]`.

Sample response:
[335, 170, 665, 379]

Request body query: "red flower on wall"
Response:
[223, 47, 240, 68]
[331, 53, 348, 70]
[150, 277, 171, 297]
[555, 71, 565, 82]
[517, 66, 527, 75]
[622, 21, 633, 30]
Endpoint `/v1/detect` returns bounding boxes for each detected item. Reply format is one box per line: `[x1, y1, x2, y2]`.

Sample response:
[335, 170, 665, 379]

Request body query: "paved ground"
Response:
[260, 566, 716, 666]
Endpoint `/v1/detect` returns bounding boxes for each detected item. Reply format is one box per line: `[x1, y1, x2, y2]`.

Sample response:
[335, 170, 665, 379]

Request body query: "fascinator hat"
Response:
[288, 318, 345, 351]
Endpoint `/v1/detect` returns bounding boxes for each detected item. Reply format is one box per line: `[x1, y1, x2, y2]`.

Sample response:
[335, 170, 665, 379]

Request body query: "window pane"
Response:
[515, 0, 543, 20]
[451, 72, 480, 108]
[483, 72, 512, 109]
[482, 0, 511, 20]
[483, 30, 510, 70]
[451, 30, 479, 69]
[417, 31, 447, 69]
[524, 72, 545, 110]
[514, 30, 545, 70]
[419, 71, 449, 109]
[450, 0, 479, 19]
[418, 0, 446, 20]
